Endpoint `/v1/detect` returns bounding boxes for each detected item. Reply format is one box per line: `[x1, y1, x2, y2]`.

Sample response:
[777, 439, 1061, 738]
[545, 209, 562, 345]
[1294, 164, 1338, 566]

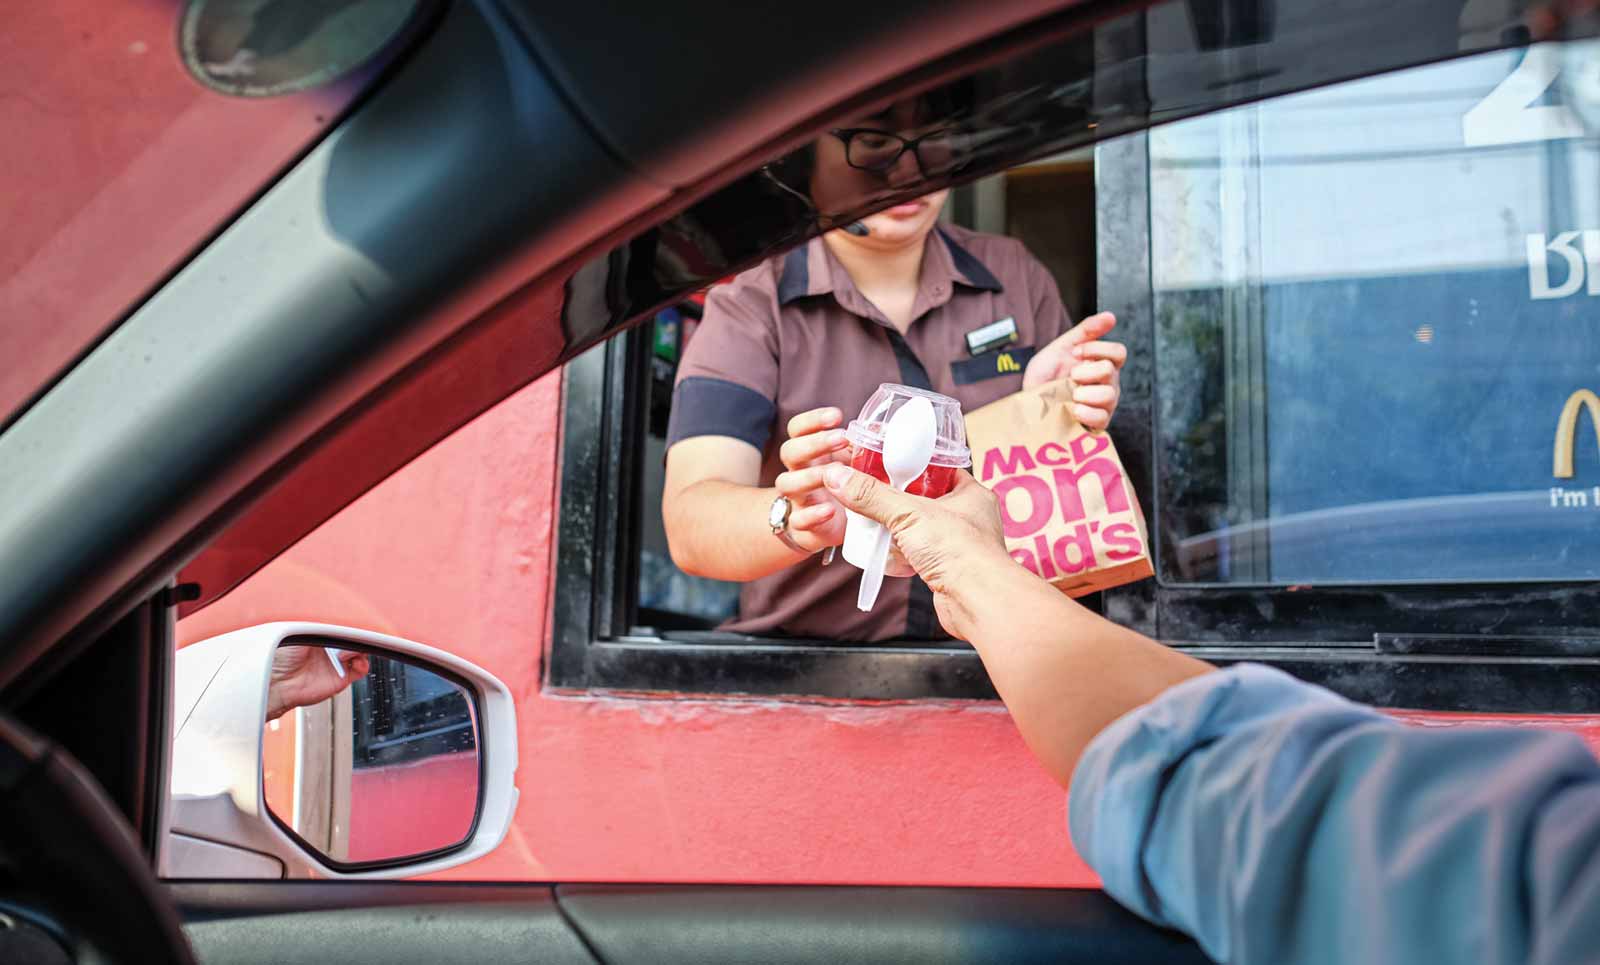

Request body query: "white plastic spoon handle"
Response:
[856, 525, 893, 612]
[854, 395, 936, 610]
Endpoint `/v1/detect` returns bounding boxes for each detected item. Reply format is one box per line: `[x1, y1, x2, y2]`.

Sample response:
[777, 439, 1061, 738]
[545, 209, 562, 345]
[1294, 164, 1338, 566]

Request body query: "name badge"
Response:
[965, 317, 1018, 356]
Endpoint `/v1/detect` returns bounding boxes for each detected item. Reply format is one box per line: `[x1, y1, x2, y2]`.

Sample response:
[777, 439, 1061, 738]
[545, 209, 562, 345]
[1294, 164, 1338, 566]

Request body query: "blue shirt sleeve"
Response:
[1069, 664, 1600, 965]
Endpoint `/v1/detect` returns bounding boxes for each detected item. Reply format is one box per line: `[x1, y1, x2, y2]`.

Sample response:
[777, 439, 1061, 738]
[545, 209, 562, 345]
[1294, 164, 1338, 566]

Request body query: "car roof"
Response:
[0, 0, 1580, 693]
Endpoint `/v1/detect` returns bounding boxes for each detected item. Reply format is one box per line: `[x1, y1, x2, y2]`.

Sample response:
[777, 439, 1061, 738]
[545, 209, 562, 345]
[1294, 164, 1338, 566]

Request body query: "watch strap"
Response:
[774, 524, 811, 556]
[770, 495, 815, 557]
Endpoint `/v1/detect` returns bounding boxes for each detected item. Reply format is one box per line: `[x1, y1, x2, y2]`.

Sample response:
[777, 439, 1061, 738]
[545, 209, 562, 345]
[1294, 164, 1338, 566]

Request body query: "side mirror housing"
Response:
[163, 622, 517, 879]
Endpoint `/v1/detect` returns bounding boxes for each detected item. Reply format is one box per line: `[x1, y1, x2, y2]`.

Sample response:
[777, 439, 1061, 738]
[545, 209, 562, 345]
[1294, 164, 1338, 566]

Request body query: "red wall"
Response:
[176, 371, 1092, 885]
[349, 752, 479, 863]
[176, 370, 1600, 885]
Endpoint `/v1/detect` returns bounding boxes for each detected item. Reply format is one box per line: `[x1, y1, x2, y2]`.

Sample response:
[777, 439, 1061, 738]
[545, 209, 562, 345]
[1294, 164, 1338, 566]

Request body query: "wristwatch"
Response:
[769, 495, 837, 564]
[768, 495, 810, 555]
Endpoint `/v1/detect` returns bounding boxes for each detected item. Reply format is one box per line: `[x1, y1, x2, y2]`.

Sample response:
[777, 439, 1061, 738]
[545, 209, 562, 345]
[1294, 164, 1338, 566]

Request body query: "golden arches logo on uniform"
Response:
[951, 345, 1035, 386]
[1554, 389, 1600, 478]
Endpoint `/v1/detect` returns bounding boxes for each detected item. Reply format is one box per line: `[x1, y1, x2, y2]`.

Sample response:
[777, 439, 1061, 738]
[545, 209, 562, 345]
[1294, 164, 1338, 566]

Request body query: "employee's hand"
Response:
[266, 646, 370, 722]
[773, 406, 854, 553]
[824, 464, 1022, 639]
[1024, 311, 1126, 431]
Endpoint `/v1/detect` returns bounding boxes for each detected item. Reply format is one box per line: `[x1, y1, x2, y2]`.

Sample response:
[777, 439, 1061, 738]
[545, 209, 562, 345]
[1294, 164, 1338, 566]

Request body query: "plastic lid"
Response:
[846, 383, 971, 467]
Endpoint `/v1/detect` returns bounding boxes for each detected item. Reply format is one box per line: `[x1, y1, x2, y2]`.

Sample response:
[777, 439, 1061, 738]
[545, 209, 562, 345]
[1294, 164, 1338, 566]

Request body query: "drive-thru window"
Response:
[553, 42, 1600, 708]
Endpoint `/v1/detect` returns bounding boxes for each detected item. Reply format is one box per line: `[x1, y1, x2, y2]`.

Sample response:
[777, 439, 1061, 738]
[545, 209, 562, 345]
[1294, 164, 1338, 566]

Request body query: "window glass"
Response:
[636, 307, 743, 629]
[1152, 42, 1600, 585]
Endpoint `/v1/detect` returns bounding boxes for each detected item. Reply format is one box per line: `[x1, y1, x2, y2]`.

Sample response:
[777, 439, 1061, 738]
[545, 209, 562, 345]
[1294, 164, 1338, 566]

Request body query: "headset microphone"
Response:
[843, 221, 870, 237]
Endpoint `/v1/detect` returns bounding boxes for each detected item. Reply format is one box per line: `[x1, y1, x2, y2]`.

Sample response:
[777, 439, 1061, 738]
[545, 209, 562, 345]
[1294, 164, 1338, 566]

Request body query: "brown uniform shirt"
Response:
[668, 224, 1071, 641]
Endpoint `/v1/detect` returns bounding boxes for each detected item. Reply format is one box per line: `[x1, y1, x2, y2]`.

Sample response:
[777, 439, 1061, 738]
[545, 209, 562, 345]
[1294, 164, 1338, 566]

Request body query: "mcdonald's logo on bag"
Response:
[996, 353, 1021, 374]
[1554, 389, 1600, 478]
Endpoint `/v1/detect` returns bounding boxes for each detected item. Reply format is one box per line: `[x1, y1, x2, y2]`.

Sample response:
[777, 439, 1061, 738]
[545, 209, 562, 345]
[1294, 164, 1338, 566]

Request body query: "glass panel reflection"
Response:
[1151, 42, 1600, 584]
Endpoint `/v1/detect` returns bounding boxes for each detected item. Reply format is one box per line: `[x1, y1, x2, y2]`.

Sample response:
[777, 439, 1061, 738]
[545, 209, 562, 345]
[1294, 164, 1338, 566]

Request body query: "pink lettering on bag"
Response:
[1036, 441, 1073, 466]
[992, 475, 1053, 538]
[1070, 432, 1109, 462]
[981, 445, 1036, 482]
[1102, 522, 1143, 561]
[1051, 523, 1098, 574]
[1051, 458, 1129, 523]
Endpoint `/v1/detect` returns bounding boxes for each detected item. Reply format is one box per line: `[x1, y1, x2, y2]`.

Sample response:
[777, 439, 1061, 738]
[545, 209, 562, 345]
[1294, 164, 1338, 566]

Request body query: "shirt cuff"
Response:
[1067, 664, 1355, 926]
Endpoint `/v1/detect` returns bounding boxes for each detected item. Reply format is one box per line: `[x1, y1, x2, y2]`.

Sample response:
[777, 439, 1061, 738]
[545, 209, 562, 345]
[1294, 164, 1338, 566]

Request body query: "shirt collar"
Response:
[775, 227, 1004, 309]
[937, 227, 1005, 293]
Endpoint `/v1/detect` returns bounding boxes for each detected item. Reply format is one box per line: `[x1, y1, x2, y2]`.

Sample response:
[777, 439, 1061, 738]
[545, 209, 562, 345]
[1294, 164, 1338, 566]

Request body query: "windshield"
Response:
[0, 1, 429, 431]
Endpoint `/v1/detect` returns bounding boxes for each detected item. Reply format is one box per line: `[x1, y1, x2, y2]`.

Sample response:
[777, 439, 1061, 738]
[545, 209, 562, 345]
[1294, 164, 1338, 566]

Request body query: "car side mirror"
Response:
[163, 623, 518, 879]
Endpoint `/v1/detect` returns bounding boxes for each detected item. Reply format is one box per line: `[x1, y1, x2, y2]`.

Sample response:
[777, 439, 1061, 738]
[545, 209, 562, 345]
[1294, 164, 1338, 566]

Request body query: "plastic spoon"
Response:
[856, 396, 937, 611]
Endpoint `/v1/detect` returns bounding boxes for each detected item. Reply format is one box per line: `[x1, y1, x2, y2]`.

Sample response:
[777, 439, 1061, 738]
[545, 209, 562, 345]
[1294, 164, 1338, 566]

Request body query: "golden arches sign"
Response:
[1554, 389, 1600, 478]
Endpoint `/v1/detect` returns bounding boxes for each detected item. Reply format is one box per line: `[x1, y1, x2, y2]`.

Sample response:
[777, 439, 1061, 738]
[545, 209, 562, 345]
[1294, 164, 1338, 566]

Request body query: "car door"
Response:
[2, 1, 1598, 963]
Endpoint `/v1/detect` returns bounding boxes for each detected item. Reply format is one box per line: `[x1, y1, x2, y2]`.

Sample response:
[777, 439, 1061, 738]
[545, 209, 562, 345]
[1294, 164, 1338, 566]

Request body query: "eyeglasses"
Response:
[829, 127, 958, 176]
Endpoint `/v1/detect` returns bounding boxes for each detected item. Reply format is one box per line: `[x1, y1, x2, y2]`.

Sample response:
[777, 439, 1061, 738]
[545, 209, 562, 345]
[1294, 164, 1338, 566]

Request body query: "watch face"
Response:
[768, 497, 789, 530]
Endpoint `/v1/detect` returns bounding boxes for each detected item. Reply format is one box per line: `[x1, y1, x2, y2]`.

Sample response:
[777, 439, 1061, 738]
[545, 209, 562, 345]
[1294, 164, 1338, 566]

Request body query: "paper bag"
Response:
[964, 381, 1153, 596]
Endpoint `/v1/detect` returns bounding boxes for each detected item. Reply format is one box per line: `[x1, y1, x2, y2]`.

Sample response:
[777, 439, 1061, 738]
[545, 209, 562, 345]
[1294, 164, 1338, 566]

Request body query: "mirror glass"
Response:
[262, 643, 479, 866]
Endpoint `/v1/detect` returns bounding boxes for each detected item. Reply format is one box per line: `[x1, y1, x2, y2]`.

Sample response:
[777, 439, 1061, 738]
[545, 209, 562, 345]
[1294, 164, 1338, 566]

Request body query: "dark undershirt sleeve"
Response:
[667, 269, 783, 454]
[667, 377, 777, 451]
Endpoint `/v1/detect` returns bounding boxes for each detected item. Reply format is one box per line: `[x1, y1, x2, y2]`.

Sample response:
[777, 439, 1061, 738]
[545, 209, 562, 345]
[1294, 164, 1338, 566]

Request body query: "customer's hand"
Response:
[823, 464, 1024, 639]
[266, 646, 369, 722]
[1024, 311, 1126, 430]
[773, 406, 853, 552]
[829, 462, 1212, 788]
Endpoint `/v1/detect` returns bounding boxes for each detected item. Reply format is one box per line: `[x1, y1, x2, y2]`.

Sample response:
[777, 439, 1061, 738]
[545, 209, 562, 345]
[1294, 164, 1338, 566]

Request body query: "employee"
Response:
[662, 95, 1126, 641]
[824, 464, 1600, 965]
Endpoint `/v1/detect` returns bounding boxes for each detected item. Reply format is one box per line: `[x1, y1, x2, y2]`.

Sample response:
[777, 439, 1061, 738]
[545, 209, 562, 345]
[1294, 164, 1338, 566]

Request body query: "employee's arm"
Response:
[825, 464, 1600, 965]
[662, 438, 805, 581]
[664, 265, 853, 582]
[663, 408, 848, 582]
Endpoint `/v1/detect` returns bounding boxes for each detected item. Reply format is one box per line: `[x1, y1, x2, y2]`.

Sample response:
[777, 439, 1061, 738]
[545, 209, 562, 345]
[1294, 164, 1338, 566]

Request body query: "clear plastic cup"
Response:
[840, 384, 970, 570]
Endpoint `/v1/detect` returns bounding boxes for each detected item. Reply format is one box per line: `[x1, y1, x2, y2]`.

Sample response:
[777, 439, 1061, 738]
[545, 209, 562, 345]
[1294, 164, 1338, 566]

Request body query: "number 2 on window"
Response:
[1463, 45, 1584, 147]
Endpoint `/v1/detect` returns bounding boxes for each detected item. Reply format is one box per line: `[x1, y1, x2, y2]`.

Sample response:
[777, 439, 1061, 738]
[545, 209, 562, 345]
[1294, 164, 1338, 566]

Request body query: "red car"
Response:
[2, 0, 1598, 962]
